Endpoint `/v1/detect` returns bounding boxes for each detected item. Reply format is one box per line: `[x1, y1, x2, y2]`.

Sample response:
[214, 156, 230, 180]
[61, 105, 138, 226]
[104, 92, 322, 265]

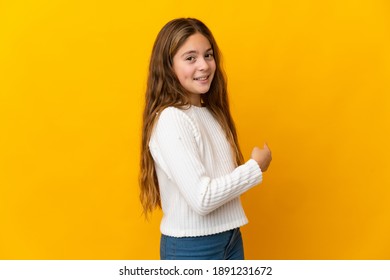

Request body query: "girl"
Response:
[140, 18, 272, 260]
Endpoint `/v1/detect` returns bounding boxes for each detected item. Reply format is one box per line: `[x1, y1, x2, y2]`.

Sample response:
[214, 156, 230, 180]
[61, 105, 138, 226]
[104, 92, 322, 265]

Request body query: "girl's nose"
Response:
[198, 58, 210, 71]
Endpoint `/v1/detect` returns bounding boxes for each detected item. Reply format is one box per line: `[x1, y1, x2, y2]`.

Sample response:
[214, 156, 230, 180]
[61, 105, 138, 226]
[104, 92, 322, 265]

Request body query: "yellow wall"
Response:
[1, 0, 389, 259]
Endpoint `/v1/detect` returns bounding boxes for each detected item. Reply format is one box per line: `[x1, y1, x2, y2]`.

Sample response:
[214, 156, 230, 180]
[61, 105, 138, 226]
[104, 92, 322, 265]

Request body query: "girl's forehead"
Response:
[177, 33, 212, 52]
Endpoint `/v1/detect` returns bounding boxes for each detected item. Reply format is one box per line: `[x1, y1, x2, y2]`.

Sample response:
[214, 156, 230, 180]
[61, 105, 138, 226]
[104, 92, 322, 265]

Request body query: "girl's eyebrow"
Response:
[181, 48, 213, 57]
[181, 50, 197, 57]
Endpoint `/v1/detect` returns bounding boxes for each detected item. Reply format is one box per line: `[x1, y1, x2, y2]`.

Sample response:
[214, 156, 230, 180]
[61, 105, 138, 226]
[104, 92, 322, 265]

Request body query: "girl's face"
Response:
[173, 33, 216, 106]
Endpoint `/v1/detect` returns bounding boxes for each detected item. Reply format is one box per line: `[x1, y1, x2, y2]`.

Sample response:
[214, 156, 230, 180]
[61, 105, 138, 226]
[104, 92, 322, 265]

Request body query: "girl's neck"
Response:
[188, 94, 202, 107]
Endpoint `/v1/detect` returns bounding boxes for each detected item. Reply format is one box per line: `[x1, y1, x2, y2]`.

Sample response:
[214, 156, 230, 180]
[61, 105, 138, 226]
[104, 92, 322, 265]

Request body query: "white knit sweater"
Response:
[149, 106, 263, 237]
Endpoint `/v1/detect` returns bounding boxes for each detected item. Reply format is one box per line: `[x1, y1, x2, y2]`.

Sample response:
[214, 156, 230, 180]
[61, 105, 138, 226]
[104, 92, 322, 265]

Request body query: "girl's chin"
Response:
[195, 85, 211, 94]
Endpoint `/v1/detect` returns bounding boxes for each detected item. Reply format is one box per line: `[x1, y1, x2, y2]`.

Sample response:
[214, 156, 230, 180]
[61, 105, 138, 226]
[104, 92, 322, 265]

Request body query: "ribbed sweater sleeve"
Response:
[150, 107, 262, 216]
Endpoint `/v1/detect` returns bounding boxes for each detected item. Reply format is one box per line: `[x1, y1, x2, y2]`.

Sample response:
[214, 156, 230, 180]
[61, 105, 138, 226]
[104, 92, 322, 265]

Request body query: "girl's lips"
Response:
[193, 75, 209, 81]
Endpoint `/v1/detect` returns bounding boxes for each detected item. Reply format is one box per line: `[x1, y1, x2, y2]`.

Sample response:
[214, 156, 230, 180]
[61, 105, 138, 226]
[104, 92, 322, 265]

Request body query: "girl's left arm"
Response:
[150, 107, 262, 216]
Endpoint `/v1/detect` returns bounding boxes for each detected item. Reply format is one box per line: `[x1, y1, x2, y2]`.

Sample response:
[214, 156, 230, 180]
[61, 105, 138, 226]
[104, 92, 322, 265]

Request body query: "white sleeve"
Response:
[149, 107, 262, 216]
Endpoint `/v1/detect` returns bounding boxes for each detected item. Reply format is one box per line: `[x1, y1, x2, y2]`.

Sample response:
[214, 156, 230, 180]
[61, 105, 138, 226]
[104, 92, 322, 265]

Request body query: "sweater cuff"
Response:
[245, 158, 263, 186]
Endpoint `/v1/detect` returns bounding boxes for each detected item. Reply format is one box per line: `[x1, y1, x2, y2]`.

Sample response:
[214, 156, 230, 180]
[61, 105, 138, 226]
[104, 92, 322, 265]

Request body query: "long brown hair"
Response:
[140, 18, 244, 217]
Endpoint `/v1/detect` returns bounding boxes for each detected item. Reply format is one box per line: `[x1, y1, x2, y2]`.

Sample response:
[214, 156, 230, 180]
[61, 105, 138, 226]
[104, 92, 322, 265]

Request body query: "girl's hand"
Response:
[251, 143, 272, 172]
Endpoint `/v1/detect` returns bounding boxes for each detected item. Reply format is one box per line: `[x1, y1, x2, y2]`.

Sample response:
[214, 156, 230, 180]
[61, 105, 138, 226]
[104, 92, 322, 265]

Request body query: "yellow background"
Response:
[1, 0, 389, 259]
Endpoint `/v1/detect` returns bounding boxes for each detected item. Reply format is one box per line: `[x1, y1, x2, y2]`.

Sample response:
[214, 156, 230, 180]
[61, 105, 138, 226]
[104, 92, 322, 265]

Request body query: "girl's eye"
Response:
[205, 53, 214, 59]
[186, 56, 196, 62]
